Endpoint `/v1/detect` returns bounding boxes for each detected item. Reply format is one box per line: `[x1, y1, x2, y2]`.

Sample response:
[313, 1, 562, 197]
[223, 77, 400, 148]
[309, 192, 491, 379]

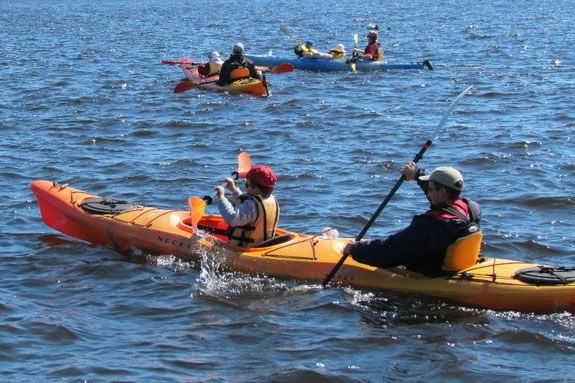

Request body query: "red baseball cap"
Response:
[247, 165, 277, 188]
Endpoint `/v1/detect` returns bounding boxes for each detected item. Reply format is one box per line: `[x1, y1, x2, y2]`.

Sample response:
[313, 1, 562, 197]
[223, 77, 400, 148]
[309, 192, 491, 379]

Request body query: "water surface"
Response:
[1, 0, 574, 381]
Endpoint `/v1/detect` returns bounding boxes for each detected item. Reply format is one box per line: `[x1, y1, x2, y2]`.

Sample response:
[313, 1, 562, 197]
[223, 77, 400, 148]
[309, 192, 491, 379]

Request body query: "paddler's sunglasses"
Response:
[427, 183, 444, 193]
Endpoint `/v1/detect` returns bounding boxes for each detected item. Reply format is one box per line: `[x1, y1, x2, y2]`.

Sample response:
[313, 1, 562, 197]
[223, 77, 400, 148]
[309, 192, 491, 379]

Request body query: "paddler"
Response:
[197, 51, 223, 77]
[343, 163, 481, 276]
[367, 23, 379, 32]
[293, 41, 332, 59]
[328, 44, 347, 60]
[353, 30, 384, 61]
[214, 165, 280, 248]
[217, 42, 263, 86]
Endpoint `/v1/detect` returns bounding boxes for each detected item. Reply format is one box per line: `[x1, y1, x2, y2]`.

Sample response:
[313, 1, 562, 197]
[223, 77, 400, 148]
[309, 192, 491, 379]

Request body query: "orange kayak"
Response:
[31, 179, 575, 313]
[179, 57, 269, 97]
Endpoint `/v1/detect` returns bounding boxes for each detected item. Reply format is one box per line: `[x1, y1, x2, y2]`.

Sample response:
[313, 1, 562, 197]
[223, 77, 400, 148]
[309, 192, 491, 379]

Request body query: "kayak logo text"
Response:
[157, 235, 193, 249]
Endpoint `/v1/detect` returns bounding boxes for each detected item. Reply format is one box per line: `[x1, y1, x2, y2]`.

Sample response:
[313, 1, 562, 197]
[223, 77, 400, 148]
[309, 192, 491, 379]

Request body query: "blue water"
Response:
[1, 0, 575, 381]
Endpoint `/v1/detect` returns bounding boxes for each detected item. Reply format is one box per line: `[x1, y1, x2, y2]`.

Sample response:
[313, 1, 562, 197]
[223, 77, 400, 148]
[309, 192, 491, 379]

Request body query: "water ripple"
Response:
[2, 0, 575, 381]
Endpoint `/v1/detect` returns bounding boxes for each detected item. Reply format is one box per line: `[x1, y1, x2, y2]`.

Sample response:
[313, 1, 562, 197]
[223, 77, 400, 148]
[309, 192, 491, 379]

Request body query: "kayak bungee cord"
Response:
[257, 227, 341, 259]
[322, 85, 474, 287]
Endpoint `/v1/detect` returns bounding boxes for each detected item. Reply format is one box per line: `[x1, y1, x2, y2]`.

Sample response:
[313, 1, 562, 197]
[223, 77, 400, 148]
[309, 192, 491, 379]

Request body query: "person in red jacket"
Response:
[353, 30, 383, 61]
[343, 162, 481, 276]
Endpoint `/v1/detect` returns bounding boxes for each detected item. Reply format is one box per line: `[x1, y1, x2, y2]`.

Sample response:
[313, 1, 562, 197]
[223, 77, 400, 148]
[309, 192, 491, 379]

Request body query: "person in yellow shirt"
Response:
[328, 44, 346, 60]
[293, 41, 332, 59]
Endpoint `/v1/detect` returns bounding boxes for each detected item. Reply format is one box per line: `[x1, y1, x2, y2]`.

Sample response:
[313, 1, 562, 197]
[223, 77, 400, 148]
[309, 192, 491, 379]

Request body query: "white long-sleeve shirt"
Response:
[214, 187, 258, 227]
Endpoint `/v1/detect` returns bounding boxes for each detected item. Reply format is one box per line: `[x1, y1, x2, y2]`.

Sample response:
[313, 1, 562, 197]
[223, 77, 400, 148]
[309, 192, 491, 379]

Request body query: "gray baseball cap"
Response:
[419, 166, 464, 191]
[233, 42, 244, 54]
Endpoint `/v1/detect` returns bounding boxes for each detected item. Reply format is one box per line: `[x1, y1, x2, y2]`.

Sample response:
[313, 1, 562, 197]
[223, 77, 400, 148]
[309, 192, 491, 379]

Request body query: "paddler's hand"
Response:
[401, 161, 418, 181]
[223, 177, 239, 193]
[343, 242, 354, 256]
[343, 240, 368, 256]
[215, 185, 225, 199]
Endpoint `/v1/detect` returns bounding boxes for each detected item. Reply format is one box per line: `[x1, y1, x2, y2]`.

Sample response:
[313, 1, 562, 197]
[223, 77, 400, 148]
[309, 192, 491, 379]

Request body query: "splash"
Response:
[192, 240, 288, 300]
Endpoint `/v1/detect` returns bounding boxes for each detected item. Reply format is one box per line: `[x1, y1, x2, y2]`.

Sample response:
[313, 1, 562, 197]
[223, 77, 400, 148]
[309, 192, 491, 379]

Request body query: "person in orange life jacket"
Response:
[353, 30, 383, 61]
[216, 43, 262, 86]
[197, 51, 223, 77]
[214, 165, 280, 247]
[342, 163, 481, 276]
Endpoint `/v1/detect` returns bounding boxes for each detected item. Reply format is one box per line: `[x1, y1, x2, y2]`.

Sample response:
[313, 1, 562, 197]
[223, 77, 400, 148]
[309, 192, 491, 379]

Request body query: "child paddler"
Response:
[214, 165, 280, 248]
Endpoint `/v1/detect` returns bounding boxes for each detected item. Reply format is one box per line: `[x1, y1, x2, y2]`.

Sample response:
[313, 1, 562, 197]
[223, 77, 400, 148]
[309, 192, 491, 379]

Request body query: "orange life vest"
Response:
[229, 67, 250, 81]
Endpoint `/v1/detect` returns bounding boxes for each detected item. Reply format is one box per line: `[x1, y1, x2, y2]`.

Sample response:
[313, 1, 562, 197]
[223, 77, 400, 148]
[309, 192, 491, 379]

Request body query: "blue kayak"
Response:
[246, 54, 433, 72]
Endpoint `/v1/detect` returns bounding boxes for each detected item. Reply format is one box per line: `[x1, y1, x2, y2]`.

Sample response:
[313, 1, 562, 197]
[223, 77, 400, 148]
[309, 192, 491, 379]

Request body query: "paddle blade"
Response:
[237, 152, 252, 178]
[188, 196, 206, 226]
[280, 24, 291, 37]
[174, 80, 197, 93]
[271, 63, 295, 73]
[280, 24, 301, 45]
[350, 34, 360, 72]
[162, 59, 196, 66]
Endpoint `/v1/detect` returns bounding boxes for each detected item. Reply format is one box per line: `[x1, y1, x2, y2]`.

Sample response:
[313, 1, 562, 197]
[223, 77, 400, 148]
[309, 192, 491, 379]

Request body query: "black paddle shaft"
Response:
[321, 139, 432, 287]
[203, 171, 243, 206]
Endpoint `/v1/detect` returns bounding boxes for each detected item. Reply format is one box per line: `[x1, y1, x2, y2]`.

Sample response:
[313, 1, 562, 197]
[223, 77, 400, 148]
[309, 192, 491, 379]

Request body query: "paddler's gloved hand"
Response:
[400, 161, 418, 181]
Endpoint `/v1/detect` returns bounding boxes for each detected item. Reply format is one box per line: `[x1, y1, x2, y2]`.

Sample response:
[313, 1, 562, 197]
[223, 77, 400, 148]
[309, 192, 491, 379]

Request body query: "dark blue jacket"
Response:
[350, 175, 481, 276]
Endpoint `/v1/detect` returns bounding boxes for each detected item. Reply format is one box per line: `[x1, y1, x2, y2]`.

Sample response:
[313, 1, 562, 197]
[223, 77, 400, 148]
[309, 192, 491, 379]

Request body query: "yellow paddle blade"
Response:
[188, 196, 206, 226]
[237, 152, 252, 178]
[351, 33, 359, 72]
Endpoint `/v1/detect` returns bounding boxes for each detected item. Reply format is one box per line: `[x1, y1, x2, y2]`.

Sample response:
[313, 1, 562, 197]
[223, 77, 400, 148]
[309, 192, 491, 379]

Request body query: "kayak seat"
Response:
[255, 233, 296, 248]
[442, 231, 483, 272]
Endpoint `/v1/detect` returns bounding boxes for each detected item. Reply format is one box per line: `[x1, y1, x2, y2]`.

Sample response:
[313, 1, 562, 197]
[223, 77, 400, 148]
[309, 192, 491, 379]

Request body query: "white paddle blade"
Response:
[431, 85, 474, 140]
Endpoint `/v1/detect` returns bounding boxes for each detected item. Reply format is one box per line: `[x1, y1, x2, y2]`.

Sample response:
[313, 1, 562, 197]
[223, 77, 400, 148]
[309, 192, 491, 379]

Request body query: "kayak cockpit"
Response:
[178, 215, 296, 248]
